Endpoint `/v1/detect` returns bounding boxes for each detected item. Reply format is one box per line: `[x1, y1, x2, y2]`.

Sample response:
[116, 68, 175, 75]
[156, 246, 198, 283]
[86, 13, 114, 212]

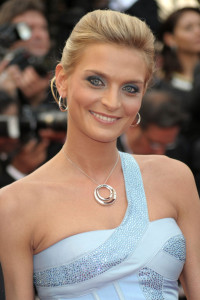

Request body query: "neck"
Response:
[61, 120, 120, 206]
[177, 51, 199, 79]
[63, 123, 119, 177]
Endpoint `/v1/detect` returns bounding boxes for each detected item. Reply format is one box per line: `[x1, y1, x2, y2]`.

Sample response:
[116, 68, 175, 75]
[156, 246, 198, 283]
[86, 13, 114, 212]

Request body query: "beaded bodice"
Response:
[33, 152, 186, 300]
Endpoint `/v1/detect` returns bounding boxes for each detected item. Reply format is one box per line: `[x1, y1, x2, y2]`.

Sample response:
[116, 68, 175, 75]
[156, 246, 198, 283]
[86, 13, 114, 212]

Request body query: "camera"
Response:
[0, 22, 52, 77]
[0, 22, 31, 48]
[0, 107, 67, 141]
[5, 48, 51, 77]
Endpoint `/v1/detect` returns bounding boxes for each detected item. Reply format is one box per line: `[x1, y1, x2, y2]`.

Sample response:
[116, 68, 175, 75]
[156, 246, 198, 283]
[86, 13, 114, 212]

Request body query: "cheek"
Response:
[69, 88, 99, 108]
[42, 32, 50, 43]
[123, 98, 142, 116]
[176, 32, 192, 45]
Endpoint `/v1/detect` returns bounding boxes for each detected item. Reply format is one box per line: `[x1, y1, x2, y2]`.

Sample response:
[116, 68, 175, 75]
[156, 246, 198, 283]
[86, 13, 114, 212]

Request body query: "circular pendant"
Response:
[94, 184, 117, 206]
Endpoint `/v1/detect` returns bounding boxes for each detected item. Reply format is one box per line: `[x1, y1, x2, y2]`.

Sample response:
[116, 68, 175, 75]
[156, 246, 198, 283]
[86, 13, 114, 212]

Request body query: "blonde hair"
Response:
[51, 9, 155, 103]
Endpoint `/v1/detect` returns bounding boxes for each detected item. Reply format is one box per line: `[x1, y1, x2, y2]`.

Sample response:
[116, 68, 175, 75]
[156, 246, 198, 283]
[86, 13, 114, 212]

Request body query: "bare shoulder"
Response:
[0, 154, 61, 228]
[134, 154, 199, 204]
[0, 179, 38, 231]
[0, 162, 51, 228]
[135, 154, 194, 185]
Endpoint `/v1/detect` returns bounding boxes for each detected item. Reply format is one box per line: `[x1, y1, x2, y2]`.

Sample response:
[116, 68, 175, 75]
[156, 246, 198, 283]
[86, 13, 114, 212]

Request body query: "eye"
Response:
[122, 84, 139, 94]
[184, 24, 193, 31]
[87, 76, 104, 87]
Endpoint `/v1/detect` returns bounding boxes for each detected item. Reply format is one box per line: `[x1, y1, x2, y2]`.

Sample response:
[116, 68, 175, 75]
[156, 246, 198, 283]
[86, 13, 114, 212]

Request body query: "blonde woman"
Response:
[0, 9, 200, 300]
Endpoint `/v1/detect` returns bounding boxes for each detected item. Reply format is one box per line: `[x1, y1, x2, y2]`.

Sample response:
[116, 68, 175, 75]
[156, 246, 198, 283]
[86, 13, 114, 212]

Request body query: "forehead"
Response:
[175, 11, 200, 28]
[72, 43, 147, 82]
[12, 10, 47, 27]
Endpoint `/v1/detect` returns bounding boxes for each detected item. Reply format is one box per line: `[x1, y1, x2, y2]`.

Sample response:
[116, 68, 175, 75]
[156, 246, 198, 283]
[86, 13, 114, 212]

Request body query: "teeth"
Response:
[91, 111, 117, 122]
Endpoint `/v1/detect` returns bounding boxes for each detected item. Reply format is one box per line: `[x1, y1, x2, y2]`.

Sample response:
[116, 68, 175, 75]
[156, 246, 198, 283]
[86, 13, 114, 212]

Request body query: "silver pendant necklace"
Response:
[62, 148, 119, 206]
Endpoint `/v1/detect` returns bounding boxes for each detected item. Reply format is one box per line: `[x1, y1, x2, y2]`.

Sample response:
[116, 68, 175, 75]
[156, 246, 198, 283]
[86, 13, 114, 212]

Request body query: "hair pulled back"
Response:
[62, 10, 155, 80]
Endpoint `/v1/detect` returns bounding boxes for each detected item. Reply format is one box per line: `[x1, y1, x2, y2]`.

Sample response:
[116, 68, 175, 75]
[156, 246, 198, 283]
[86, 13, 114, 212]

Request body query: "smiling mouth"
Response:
[90, 111, 119, 123]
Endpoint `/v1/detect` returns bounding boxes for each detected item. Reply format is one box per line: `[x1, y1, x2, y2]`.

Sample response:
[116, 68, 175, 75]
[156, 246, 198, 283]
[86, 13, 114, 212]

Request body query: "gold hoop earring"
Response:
[130, 112, 141, 128]
[59, 96, 68, 112]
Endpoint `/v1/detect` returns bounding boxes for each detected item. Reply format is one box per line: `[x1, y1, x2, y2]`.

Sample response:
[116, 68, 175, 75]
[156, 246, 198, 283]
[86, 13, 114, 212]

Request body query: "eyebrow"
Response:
[85, 69, 145, 85]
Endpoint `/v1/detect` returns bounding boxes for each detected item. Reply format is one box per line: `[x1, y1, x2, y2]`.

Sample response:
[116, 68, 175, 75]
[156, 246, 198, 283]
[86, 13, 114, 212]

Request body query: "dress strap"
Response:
[119, 151, 149, 225]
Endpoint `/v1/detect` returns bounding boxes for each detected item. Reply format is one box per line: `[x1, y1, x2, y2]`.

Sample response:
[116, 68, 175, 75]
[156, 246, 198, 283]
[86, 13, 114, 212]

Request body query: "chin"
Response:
[91, 134, 118, 144]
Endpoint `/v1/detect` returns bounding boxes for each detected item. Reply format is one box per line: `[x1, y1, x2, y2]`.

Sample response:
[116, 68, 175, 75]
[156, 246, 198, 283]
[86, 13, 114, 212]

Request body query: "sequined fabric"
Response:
[163, 234, 186, 262]
[138, 267, 164, 300]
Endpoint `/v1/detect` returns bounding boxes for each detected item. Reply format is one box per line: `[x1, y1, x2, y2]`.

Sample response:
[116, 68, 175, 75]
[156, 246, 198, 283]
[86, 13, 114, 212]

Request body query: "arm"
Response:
[174, 161, 200, 299]
[5, 65, 51, 106]
[0, 187, 35, 300]
[0, 64, 51, 106]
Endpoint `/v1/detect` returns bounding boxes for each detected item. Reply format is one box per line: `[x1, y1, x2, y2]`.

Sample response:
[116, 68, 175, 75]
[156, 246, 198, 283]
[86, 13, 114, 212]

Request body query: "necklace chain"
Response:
[62, 147, 120, 185]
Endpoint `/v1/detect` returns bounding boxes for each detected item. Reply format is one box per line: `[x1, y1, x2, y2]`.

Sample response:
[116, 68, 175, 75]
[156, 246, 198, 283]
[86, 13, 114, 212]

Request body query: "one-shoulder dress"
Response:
[33, 152, 186, 300]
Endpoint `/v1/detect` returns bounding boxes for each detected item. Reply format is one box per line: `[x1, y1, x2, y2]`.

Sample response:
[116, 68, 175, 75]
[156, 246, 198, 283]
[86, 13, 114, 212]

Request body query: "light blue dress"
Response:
[33, 152, 186, 300]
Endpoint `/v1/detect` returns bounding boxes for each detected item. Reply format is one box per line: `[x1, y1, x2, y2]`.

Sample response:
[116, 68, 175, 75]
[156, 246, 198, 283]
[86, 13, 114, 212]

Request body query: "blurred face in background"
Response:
[170, 10, 200, 54]
[11, 10, 50, 57]
[126, 124, 180, 155]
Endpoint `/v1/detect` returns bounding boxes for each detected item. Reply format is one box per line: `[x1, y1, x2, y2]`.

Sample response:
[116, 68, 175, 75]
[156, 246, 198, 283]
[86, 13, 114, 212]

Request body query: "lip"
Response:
[89, 110, 120, 124]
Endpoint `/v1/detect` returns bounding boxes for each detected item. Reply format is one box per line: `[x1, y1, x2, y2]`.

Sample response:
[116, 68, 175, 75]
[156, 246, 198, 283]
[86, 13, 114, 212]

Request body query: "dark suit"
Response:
[0, 266, 5, 300]
[125, 0, 160, 36]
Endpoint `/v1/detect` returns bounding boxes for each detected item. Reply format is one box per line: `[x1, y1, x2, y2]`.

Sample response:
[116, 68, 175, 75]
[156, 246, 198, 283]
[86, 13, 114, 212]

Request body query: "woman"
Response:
[155, 6, 200, 110]
[155, 7, 200, 193]
[0, 9, 199, 300]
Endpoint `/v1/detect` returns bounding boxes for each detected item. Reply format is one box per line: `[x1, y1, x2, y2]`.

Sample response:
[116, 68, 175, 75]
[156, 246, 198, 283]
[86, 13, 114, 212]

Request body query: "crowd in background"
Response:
[0, 0, 199, 299]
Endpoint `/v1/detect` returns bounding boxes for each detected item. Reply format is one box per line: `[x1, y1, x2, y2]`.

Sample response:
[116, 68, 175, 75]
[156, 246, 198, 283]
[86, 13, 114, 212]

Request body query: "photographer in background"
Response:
[0, 0, 53, 108]
[0, 89, 50, 188]
[117, 89, 187, 158]
[0, 0, 65, 180]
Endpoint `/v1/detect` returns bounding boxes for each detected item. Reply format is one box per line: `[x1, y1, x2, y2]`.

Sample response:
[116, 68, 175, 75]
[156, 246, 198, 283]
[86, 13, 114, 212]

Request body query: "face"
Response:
[171, 11, 200, 54]
[57, 43, 147, 143]
[128, 124, 180, 155]
[12, 10, 50, 56]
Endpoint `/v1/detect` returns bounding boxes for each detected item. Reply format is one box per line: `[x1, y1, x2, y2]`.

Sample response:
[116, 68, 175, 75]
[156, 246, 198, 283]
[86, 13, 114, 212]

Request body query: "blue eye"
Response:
[87, 76, 104, 87]
[122, 85, 139, 94]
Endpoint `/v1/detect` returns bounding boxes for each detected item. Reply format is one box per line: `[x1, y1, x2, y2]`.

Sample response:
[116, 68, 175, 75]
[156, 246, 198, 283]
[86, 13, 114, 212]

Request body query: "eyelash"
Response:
[87, 76, 104, 87]
[122, 85, 139, 94]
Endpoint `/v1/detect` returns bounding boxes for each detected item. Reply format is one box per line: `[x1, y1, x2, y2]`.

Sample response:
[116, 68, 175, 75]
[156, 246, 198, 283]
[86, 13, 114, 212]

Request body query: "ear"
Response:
[55, 64, 68, 97]
[163, 32, 176, 48]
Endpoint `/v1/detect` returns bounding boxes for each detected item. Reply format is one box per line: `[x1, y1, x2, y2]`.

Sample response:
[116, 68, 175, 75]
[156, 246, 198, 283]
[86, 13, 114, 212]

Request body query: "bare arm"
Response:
[0, 186, 35, 300]
[173, 161, 200, 299]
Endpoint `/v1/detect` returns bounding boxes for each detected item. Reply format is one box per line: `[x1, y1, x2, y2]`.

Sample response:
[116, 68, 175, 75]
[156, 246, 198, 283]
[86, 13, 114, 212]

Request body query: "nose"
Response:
[101, 88, 121, 111]
[31, 25, 48, 40]
[32, 28, 42, 39]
